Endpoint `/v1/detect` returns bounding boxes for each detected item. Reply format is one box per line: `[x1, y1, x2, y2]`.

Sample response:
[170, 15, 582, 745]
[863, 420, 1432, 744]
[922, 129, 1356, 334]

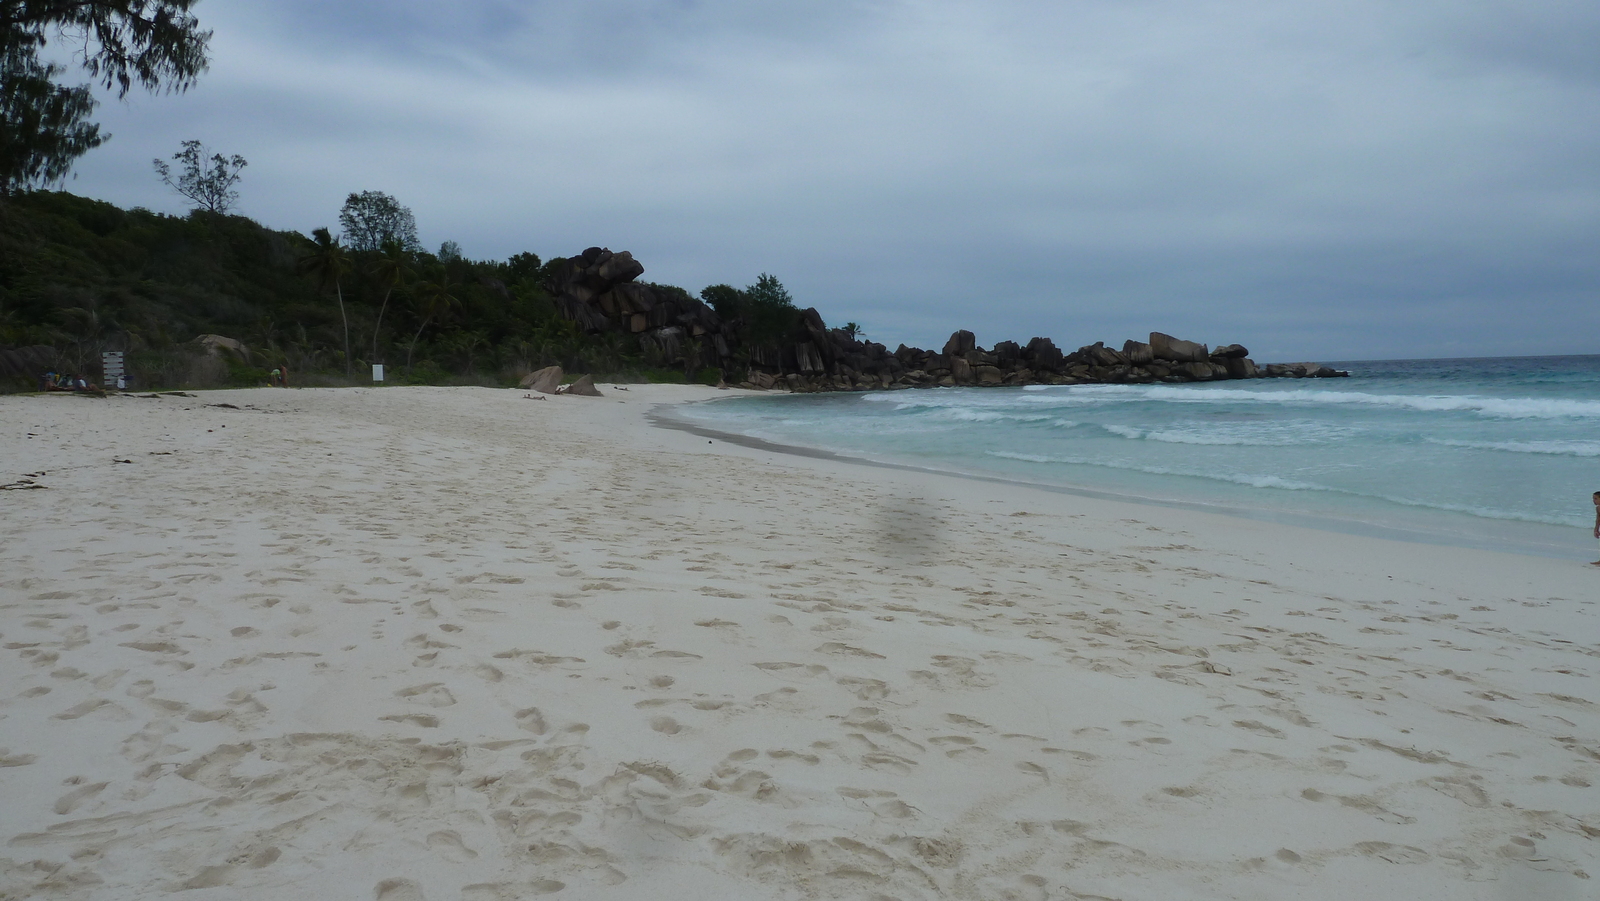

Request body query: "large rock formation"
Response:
[542, 246, 1347, 393]
[520, 365, 564, 394]
[563, 374, 603, 396]
[1264, 362, 1349, 378]
[544, 247, 737, 374]
[193, 334, 250, 359]
[1149, 332, 1209, 363]
[185, 334, 251, 386]
[737, 321, 1346, 392]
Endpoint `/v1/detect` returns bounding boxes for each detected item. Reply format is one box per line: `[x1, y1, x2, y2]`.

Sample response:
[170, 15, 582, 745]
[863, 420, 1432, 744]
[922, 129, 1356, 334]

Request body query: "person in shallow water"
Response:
[1592, 491, 1600, 565]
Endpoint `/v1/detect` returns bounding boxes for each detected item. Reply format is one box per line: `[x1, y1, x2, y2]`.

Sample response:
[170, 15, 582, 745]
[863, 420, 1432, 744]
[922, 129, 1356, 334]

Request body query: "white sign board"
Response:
[102, 351, 125, 389]
[372, 364, 385, 382]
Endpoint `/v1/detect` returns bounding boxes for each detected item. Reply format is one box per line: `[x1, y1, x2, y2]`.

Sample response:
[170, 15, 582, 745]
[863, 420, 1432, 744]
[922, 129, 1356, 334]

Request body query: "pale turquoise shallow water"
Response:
[674, 356, 1600, 559]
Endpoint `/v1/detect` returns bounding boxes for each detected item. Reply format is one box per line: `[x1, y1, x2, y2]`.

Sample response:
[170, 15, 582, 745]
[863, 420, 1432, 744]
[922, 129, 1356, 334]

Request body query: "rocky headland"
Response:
[544, 246, 1350, 393]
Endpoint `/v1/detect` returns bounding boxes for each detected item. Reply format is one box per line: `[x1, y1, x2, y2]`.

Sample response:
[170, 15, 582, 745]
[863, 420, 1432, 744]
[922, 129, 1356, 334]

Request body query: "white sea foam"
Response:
[1014, 384, 1600, 419]
[1099, 424, 1288, 446]
[1427, 438, 1600, 457]
[1153, 387, 1600, 419]
[989, 451, 1054, 464]
[984, 450, 1327, 491]
[1097, 422, 1353, 446]
[983, 451, 1580, 525]
[1363, 494, 1579, 527]
[940, 408, 1057, 424]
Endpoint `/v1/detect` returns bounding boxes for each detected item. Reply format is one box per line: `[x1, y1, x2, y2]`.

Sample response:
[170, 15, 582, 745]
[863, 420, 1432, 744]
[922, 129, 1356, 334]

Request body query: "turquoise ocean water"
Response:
[674, 356, 1600, 559]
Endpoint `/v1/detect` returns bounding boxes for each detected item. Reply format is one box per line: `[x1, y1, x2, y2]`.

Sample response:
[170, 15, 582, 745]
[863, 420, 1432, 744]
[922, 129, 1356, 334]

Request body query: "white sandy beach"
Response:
[1, 384, 1596, 901]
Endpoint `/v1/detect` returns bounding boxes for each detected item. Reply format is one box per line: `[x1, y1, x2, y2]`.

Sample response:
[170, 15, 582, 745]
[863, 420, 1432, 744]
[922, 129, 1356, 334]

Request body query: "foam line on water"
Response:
[984, 450, 1582, 527]
[1096, 423, 1358, 446]
[1426, 438, 1600, 457]
[1009, 385, 1600, 419]
[988, 450, 1331, 491]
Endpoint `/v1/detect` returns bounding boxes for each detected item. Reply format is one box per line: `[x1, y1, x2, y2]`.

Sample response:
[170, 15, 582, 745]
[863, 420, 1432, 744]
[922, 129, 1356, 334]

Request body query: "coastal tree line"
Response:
[0, 187, 810, 389]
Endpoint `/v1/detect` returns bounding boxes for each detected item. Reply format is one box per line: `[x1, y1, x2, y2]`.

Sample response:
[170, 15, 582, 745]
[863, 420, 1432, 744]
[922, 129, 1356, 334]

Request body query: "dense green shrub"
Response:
[0, 190, 723, 389]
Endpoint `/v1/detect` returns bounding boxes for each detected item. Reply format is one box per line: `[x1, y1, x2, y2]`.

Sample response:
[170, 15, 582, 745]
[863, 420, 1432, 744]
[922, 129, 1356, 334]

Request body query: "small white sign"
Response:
[372, 364, 385, 382]
[102, 352, 126, 390]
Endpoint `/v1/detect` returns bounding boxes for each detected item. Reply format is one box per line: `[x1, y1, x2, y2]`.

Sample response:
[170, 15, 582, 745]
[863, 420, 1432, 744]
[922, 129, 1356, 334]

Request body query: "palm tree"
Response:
[367, 240, 413, 363]
[842, 322, 864, 341]
[298, 228, 352, 375]
[406, 270, 460, 374]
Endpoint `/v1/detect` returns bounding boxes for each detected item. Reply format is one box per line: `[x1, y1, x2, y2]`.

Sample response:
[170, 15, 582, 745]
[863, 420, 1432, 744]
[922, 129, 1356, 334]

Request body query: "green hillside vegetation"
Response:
[0, 190, 758, 390]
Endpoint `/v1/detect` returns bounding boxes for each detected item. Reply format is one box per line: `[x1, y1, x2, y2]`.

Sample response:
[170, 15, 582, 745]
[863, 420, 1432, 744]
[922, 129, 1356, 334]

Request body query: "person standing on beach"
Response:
[1592, 491, 1600, 565]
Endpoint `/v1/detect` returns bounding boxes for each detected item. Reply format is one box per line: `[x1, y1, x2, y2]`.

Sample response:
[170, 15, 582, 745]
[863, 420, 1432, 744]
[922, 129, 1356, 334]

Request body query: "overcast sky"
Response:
[57, 0, 1600, 360]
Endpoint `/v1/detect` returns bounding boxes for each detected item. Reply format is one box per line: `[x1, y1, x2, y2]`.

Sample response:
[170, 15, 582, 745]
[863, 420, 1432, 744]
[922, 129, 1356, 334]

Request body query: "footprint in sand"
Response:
[380, 714, 440, 728]
[753, 686, 800, 706]
[122, 721, 179, 761]
[1015, 761, 1050, 782]
[836, 676, 889, 700]
[753, 662, 829, 680]
[462, 881, 565, 899]
[52, 698, 127, 721]
[374, 878, 428, 901]
[1300, 788, 1415, 824]
[514, 707, 548, 734]
[0, 750, 39, 767]
[703, 761, 781, 801]
[816, 642, 885, 659]
[395, 683, 456, 707]
[1422, 775, 1490, 808]
[1232, 719, 1286, 738]
[426, 830, 479, 862]
[929, 735, 987, 758]
[1353, 841, 1430, 864]
[874, 798, 918, 818]
[53, 780, 108, 815]
[844, 736, 919, 775]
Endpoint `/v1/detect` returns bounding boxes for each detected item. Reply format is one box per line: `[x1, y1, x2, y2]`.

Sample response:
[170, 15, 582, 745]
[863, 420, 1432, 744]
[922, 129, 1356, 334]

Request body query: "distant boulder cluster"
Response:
[544, 247, 736, 375]
[738, 328, 1346, 393]
[544, 246, 1348, 393]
